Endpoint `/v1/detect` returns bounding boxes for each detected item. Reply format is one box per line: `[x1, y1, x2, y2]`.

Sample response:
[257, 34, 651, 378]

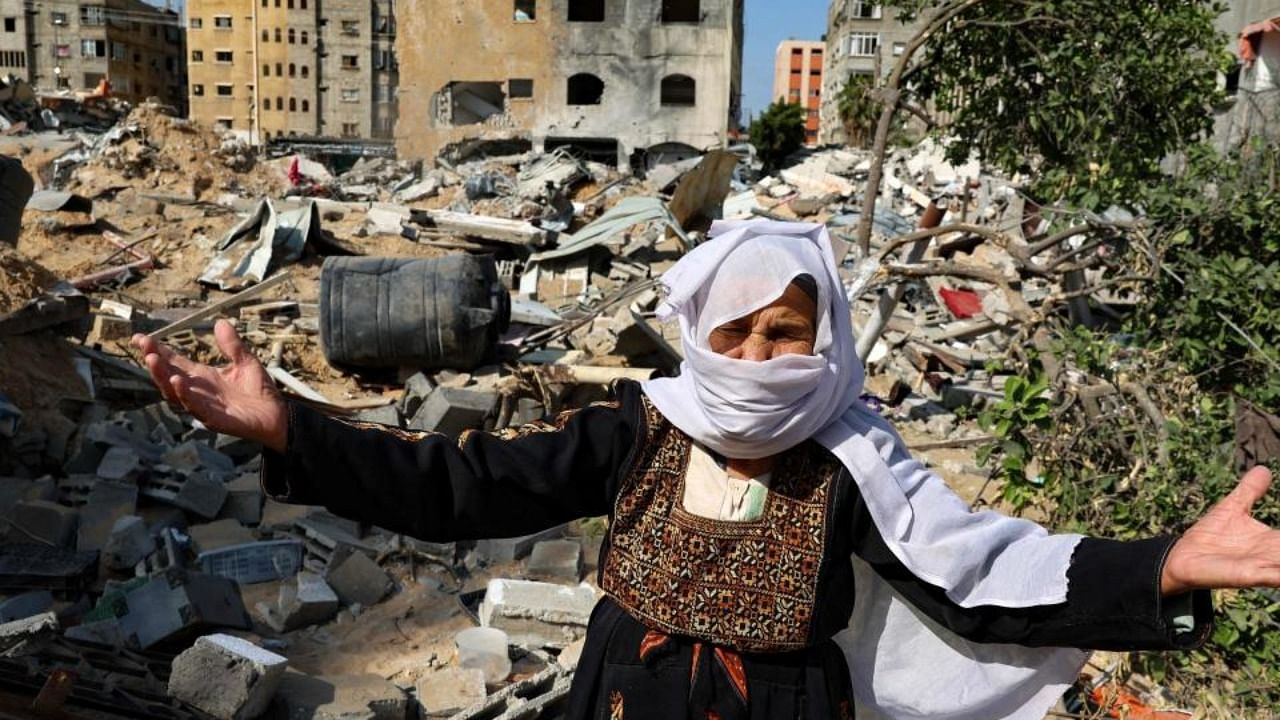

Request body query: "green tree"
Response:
[748, 100, 807, 173]
[835, 74, 879, 149]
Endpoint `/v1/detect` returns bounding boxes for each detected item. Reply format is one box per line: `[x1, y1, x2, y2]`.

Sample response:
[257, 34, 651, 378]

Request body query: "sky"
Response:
[741, 0, 830, 121]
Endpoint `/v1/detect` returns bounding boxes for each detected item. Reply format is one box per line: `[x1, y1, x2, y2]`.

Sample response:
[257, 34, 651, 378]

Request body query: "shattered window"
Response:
[514, 0, 535, 22]
[659, 0, 699, 23]
[660, 74, 695, 106]
[568, 0, 604, 22]
[567, 73, 604, 105]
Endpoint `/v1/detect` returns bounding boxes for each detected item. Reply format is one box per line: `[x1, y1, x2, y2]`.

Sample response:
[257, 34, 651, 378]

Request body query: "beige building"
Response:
[818, 1, 919, 146]
[0, 0, 186, 110]
[186, 0, 397, 142]
[773, 40, 823, 146]
[395, 0, 744, 168]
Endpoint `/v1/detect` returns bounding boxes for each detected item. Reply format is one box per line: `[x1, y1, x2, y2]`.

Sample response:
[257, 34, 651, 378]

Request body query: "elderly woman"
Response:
[134, 221, 1280, 720]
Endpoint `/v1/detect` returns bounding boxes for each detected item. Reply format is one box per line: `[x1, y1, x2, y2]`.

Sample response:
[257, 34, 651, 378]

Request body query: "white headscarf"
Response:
[643, 219, 1088, 720]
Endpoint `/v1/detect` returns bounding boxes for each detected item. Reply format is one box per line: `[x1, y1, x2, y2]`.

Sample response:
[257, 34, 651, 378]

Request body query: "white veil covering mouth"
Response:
[642, 219, 1088, 720]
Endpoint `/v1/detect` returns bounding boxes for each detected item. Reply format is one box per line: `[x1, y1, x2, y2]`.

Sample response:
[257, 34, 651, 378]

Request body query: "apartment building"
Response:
[395, 0, 745, 167]
[773, 40, 823, 146]
[185, 0, 398, 142]
[818, 0, 918, 145]
[0, 0, 186, 110]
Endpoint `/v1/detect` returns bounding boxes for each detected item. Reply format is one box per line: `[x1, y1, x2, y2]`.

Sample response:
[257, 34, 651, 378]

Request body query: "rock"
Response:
[416, 667, 487, 717]
[324, 550, 392, 607]
[266, 572, 339, 632]
[168, 633, 288, 720]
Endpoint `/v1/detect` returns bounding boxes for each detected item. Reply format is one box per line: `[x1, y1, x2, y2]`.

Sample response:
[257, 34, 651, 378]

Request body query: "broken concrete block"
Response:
[173, 473, 229, 519]
[407, 387, 497, 436]
[188, 518, 256, 555]
[526, 540, 583, 582]
[65, 617, 125, 647]
[273, 672, 408, 720]
[556, 637, 586, 672]
[117, 569, 251, 650]
[0, 590, 54, 623]
[0, 611, 58, 657]
[12, 500, 78, 547]
[218, 473, 264, 526]
[88, 313, 133, 345]
[95, 445, 142, 482]
[455, 626, 511, 684]
[324, 550, 392, 607]
[168, 633, 288, 720]
[475, 525, 565, 565]
[165, 440, 235, 478]
[76, 481, 138, 552]
[417, 667, 487, 717]
[103, 515, 154, 570]
[400, 372, 436, 419]
[265, 572, 339, 632]
[354, 404, 400, 428]
[478, 579, 596, 648]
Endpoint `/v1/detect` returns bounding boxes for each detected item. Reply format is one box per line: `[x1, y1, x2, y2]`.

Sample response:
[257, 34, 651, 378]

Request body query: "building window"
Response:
[215, 50, 233, 63]
[261, 0, 266, 6]
[188, 16, 201, 29]
[55, 44, 70, 57]
[514, 0, 535, 21]
[1225, 61, 1242, 95]
[301, 99, 309, 112]
[848, 32, 879, 57]
[509, 78, 533, 99]
[51, 11, 67, 25]
[214, 15, 231, 28]
[374, 84, 390, 101]
[566, 73, 603, 105]
[660, 0, 699, 23]
[192, 50, 203, 62]
[892, 41, 905, 56]
[3, 17, 14, 32]
[215, 117, 232, 130]
[192, 83, 204, 96]
[80, 5, 105, 25]
[342, 122, 358, 137]
[262, 63, 269, 76]
[261, 29, 268, 41]
[660, 74, 695, 106]
[289, 97, 296, 111]
[300, 0, 307, 8]
[341, 20, 358, 35]
[80, 39, 105, 57]
[0, 51, 25, 67]
[288, 62, 296, 77]
[274, 27, 281, 42]
[216, 83, 233, 96]
[341, 87, 359, 102]
[567, 0, 604, 22]
[301, 65, 309, 78]
[341, 54, 358, 69]
[301, 30, 308, 44]
[275, 62, 282, 75]
[288, 28, 295, 43]
[374, 49, 391, 69]
[287, 0, 293, 8]
[110, 42, 127, 59]
[276, 96, 283, 110]
[849, 1, 881, 19]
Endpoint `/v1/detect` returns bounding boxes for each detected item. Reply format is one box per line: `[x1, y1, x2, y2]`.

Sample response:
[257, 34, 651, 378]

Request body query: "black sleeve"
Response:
[260, 381, 644, 542]
[850, 491, 1214, 651]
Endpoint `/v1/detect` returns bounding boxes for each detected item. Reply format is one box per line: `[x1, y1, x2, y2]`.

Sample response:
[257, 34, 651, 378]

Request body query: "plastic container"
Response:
[455, 626, 511, 684]
[319, 255, 510, 370]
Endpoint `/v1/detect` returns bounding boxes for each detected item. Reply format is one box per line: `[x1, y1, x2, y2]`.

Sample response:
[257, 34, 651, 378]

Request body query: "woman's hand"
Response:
[1161, 466, 1280, 595]
[131, 319, 288, 453]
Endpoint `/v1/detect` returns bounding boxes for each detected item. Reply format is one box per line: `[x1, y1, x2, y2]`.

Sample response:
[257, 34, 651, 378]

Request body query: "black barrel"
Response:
[319, 255, 511, 370]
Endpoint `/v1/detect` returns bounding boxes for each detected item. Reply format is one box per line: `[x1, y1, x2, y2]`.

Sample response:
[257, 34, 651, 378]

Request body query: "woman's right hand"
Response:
[131, 319, 289, 453]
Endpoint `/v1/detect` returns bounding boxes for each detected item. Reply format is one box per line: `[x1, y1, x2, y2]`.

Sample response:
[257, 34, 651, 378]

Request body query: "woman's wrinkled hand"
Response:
[1162, 466, 1280, 595]
[131, 319, 288, 453]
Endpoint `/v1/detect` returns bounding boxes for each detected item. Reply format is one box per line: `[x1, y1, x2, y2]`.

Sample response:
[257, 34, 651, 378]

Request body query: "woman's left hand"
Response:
[1162, 466, 1280, 595]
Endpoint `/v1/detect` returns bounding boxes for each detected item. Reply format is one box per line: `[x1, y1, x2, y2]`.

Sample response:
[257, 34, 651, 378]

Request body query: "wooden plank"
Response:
[147, 271, 292, 341]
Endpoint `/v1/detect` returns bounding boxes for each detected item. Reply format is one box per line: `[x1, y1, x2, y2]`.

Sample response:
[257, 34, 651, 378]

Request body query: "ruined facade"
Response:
[186, 0, 398, 142]
[818, 1, 919, 146]
[395, 0, 744, 168]
[773, 40, 823, 146]
[0, 0, 186, 110]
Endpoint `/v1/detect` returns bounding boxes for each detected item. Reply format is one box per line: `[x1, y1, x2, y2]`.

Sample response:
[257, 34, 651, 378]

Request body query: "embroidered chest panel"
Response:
[600, 397, 842, 653]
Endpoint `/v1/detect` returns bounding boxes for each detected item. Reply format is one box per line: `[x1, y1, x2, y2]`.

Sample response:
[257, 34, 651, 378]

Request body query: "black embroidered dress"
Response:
[262, 381, 1212, 720]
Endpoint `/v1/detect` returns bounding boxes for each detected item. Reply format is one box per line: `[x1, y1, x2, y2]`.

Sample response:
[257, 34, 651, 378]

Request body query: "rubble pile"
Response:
[0, 101, 1169, 717]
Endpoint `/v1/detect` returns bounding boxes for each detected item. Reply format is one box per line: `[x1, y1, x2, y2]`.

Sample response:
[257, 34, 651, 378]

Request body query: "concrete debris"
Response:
[168, 633, 289, 720]
[260, 571, 340, 632]
[273, 671, 408, 720]
[324, 548, 393, 608]
[417, 667, 487, 717]
[0, 590, 54, 623]
[116, 568, 251, 649]
[479, 579, 596, 648]
[102, 515, 154, 570]
[525, 540, 583, 583]
[0, 610, 59, 657]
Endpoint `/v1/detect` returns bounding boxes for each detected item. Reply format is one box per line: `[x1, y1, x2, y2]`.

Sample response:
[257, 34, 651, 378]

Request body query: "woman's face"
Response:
[708, 282, 818, 361]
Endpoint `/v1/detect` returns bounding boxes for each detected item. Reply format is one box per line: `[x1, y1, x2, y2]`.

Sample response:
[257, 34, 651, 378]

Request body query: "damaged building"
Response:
[817, 1, 920, 146]
[0, 0, 187, 110]
[395, 0, 744, 169]
[185, 0, 398, 142]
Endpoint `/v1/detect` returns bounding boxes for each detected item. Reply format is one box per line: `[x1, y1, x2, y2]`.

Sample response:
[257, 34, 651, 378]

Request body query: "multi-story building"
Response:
[818, 1, 918, 146]
[185, 0, 398, 143]
[0, 0, 186, 111]
[395, 0, 745, 168]
[773, 40, 823, 146]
